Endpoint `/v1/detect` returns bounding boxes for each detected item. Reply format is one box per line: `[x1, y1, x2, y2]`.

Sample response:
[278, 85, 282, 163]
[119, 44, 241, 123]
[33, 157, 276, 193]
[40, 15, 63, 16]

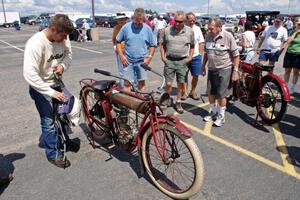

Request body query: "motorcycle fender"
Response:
[263, 74, 291, 102]
[166, 115, 193, 137]
[139, 115, 192, 140]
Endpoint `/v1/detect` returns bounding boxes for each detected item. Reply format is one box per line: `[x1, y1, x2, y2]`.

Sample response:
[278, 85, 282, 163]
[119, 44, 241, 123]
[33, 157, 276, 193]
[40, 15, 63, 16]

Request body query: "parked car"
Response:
[75, 18, 94, 29]
[39, 19, 50, 31]
[95, 16, 117, 28]
[20, 16, 29, 24]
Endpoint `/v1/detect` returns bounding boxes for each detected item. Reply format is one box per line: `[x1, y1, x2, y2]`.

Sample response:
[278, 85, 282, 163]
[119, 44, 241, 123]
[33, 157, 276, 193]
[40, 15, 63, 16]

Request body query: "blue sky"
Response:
[2, 0, 299, 16]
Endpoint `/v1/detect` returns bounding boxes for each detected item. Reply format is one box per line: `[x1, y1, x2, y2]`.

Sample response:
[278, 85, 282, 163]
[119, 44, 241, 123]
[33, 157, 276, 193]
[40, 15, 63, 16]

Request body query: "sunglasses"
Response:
[175, 20, 184, 24]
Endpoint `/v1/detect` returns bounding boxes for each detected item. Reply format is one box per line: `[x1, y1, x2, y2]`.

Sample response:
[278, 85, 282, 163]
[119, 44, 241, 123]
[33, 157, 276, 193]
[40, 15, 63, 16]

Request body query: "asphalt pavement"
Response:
[0, 24, 299, 200]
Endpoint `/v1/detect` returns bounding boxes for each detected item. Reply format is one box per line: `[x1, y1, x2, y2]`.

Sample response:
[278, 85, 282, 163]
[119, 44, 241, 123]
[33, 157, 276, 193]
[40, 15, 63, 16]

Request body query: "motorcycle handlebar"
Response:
[94, 69, 111, 76]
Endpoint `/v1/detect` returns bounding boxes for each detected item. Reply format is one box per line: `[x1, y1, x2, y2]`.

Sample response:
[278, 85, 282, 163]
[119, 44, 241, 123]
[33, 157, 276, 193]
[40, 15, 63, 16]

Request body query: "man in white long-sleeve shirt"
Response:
[23, 14, 76, 168]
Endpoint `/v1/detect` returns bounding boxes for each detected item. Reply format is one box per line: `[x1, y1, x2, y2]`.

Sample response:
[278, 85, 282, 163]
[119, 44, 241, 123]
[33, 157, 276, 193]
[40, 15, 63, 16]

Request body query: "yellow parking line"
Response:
[181, 121, 300, 180]
[272, 124, 297, 174]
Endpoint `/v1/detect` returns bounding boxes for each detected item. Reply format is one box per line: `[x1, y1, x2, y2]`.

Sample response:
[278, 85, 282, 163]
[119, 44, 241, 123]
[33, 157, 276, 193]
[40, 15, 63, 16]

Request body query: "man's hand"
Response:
[144, 57, 152, 65]
[185, 57, 192, 64]
[52, 64, 64, 75]
[231, 71, 239, 82]
[52, 91, 67, 102]
[120, 54, 129, 67]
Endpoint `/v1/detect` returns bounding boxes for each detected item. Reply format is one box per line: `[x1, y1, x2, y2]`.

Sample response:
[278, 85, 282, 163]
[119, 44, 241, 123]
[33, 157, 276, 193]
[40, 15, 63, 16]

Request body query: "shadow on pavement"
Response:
[290, 93, 300, 108]
[0, 153, 26, 195]
[79, 123, 154, 186]
[276, 145, 300, 168]
[226, 101, 269, 132]
[278, 113, 300, 139]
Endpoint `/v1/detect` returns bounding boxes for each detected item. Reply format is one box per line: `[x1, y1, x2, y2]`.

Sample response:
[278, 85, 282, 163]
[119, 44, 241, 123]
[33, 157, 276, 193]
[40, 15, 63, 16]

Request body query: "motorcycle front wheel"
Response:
[141, 122, 204, 199]
[256, 77, 288, 125]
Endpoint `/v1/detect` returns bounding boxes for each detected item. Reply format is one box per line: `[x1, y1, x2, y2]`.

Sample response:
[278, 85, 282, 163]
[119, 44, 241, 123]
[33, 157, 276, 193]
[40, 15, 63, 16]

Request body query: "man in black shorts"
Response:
[201, 17, 240, 127]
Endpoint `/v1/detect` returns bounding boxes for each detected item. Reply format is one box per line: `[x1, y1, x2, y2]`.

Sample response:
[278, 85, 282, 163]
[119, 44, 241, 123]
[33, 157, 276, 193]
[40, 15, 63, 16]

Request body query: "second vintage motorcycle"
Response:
[231, 52, 291, 125]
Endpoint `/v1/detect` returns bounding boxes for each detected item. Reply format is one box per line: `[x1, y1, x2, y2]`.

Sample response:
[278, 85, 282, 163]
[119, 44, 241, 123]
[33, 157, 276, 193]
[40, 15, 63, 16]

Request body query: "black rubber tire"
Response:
[141, 123, 204, 199]
[256, 77, 288, 125]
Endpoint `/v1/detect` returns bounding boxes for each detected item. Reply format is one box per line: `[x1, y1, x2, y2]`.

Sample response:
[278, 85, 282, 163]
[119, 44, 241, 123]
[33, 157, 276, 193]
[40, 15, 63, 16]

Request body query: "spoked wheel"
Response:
[141, 123, 204, 199]
[81, 86, 107, 140]
[256, 77, 288, 125]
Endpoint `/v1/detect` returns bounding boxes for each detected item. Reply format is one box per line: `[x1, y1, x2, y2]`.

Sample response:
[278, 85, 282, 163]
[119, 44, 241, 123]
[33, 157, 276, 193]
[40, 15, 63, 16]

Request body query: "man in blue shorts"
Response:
[257, 17, 288, 67]
[116, 8, 156, 92]
[182, 12, 205, 100]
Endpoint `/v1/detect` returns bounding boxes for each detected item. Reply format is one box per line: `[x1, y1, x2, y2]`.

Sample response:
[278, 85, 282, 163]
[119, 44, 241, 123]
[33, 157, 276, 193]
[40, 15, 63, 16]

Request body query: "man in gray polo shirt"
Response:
[201, 17, 240, 127]
[159, 11, 194, 113]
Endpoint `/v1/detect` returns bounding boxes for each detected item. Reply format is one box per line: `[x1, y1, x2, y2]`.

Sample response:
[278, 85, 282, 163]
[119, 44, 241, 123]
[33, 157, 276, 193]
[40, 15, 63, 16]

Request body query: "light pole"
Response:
[207, 0, 210, 15]
[1, 0, 6, 23]
[288, 0, 291, 14]
[91, 0, 95, 27]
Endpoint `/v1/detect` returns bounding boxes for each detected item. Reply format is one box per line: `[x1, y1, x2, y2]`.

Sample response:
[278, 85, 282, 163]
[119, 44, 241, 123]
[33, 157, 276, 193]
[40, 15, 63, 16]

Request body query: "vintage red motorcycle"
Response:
[79, 64, 204, 199]
[231, 55, 291, 125]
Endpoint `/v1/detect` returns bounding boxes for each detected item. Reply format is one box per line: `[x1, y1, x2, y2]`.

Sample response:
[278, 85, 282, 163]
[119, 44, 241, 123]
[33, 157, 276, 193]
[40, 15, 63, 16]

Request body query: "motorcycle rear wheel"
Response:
[141, 123, 204, 199]
[81, 86, 107, 141]
[256, 77, 288, 124]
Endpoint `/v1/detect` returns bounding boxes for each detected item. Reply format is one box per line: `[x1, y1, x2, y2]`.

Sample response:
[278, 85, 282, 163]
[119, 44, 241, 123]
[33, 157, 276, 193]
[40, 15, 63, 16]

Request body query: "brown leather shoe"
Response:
[48, 157, 71, 169]
[0, 174, 13, 186]
[181, 93, 188, 101]
[189, 93, 200, 100]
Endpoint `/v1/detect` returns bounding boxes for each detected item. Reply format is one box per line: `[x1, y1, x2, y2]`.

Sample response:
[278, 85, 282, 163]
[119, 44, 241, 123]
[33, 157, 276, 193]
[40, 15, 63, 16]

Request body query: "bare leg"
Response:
[165, 82, 173, 95]
[177, 82, 183, 101]
[217, 97, 227, 107]
[190, 76, 199, 95]
[292, 68, 299, 85]
[183, 82, 188, 96]
[208, 94, 216, 104]
[284, 68, 292, 83]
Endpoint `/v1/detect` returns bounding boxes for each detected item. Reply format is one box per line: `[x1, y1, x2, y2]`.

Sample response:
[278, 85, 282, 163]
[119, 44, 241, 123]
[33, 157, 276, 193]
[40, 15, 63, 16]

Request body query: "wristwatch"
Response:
[147, 54, 153, 58]
[233, 68, 239, 72]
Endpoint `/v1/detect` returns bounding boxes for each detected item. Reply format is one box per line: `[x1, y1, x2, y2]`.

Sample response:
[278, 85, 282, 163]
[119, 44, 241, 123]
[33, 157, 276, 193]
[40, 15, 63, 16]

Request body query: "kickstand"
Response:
[252, 113, 262, 127]
[200, 94, 205, 103]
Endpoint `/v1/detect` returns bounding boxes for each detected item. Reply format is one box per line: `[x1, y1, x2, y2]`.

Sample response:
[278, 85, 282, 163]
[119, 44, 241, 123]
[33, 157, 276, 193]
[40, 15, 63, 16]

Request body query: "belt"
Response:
[166, 56, 187, 61]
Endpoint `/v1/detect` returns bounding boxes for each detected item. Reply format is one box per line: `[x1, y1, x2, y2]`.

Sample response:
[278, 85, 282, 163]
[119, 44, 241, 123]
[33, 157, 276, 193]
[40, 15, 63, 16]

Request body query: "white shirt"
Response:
[285, 20, 293, 30]
[262, 20, 269, 26]
[243, 30, 256, 48]
[156, 19, 167, 30]
[192, 24, 204, 57]
[82, 22, 90, 30]
[23, 31, 72, 97]
[261, 25, 288, 52]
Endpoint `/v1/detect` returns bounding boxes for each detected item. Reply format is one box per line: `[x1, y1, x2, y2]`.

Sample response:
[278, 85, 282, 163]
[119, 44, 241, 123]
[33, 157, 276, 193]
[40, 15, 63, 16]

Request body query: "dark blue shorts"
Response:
[283, 52, 300, 69]
[188, 55, 202, 76]
[259, 50, 279, 62]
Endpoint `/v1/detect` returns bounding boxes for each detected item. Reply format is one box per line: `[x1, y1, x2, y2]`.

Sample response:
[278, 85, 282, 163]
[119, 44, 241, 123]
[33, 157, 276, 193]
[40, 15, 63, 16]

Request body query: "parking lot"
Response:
[0, 24, 300, 200]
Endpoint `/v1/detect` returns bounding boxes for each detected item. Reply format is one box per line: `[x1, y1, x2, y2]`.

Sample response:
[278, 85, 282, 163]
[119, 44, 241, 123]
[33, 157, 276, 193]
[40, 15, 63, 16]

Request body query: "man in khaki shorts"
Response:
[201, 17, 240, 127]
[159, 11, 194, 113]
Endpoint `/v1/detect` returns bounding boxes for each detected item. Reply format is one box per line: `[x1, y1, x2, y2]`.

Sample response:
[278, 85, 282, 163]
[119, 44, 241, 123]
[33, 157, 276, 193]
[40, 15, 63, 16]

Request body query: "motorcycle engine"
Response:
[113, 105, 135, 145]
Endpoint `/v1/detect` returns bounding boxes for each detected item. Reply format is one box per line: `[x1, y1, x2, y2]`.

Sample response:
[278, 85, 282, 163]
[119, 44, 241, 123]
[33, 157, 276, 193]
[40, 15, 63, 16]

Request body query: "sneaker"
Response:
[48, 157, 71, 168]
[181, 93, 188, 101]
[160, 97, 173, 109]
[213, 114, 225, 127]
[175, 102, 184, 114]
[203, 112, 218, 122]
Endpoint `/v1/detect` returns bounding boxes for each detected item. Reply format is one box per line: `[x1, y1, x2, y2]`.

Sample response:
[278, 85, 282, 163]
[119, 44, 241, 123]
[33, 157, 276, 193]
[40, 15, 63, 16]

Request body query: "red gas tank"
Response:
[240, 62, 254, 74]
